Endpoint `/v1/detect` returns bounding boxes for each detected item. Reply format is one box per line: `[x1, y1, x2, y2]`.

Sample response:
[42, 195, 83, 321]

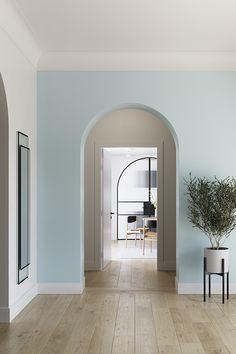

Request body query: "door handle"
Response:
[110, 212, 115, 215]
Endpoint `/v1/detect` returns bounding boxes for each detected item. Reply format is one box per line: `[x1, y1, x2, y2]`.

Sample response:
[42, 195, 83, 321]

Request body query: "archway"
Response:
[81, 105, 178, 276]
[0, 74, 9, 321]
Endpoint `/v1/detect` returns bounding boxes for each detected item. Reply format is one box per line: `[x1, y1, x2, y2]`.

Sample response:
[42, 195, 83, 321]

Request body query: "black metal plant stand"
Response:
[203, 257, 229, 304]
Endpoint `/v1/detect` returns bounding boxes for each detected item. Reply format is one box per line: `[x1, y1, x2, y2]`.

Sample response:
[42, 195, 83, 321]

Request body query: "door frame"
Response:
[95, 140, 163, 271]
[100, 148, 112, 269]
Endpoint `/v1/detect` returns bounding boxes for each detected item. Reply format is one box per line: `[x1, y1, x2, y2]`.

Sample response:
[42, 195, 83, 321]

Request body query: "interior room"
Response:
[1, 1, 236, 353]
[106, 147, 158, 260]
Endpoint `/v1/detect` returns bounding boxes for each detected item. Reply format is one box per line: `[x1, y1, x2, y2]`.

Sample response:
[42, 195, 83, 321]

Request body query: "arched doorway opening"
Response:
[82, 105, 178, 276]
[0, 74, 9, 321]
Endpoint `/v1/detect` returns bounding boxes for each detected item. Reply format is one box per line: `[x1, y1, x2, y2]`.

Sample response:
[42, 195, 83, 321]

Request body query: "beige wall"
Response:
[85, 108, 176, 271]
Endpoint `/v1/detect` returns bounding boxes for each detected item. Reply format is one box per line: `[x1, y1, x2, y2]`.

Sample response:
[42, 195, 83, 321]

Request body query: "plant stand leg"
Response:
[222, 258, 225, 304]
[227, 271, 229, 300]
[209, 274, 211, 298]
[203, 257, 206, 302]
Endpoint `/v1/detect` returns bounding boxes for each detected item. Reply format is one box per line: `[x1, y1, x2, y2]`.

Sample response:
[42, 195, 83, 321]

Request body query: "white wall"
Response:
[0, 0, 40, 322]
[0, 74, 9, 322]
[109, 150, 157, 240]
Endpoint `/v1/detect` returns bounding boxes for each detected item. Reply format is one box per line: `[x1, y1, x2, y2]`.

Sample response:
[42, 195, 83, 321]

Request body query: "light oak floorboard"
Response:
[111, 293, 135, 354]
[135, 293, 158, 353]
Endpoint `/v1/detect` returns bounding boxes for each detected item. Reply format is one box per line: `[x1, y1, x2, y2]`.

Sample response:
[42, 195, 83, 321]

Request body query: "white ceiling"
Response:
[12, 0, 236, 53]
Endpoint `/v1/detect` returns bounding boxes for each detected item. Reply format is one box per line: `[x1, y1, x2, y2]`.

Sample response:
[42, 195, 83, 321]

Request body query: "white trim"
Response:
[38, 278, 85, 294]
[1, 279, 86, 322]
[177, 282, 236, 294]
[0, 307, 10, 323]
[0, 0, 41, 67]
[9, 284, 38, 322]
[38, 51, 236, 71]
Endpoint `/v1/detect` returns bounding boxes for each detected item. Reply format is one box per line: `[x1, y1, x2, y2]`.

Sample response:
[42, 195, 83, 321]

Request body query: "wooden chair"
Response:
[126, 216, 148, 247]
[143, 230, 157, 255]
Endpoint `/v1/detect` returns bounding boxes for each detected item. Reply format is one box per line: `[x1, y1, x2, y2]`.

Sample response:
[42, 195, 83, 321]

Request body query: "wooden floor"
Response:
[86, 259, 174, 290]
[1, 260, 236, 353]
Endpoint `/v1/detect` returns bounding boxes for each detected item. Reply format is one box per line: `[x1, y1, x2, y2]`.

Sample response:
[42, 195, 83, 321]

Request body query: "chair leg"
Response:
[140, 232, 143, 249]
[138, 231, 141, 248]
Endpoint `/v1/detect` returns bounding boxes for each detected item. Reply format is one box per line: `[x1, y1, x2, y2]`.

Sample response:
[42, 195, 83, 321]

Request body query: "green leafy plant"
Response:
[151, 193, 157, 209]
[185, 174, 236, 249]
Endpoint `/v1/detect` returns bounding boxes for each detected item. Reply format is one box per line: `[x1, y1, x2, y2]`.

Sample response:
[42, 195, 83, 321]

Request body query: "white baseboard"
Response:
[177, 282, 236, 294]
[0, 307, 10, 323]
[9, 284, 38, 322]
[1, 278, 86, 322]
[38, 278, 85, 294]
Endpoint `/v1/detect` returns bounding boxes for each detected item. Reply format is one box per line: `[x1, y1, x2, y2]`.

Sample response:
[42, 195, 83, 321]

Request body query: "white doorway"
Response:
[102, 147, 158, 266]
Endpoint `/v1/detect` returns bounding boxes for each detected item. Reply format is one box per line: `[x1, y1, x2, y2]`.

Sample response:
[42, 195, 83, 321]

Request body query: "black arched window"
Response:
[116, 156, 157, 239]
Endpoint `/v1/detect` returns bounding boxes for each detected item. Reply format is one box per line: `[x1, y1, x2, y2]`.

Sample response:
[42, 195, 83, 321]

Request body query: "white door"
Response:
[101, 148, 112, 268]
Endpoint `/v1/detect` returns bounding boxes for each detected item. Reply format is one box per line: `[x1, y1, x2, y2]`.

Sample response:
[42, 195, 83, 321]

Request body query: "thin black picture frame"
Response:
[17, 131, 30, 284]
[18, 145, 30, 270]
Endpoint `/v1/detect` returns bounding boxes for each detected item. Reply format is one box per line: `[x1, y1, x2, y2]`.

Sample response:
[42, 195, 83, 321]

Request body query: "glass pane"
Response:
[119, 158, 149, 201]
[20, 146, 29, 269]
[18, 267, 29, 284]
[118, 202, 143, 215]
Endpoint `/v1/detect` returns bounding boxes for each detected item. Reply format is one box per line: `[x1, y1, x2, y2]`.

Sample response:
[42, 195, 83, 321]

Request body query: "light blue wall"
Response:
[37, 71, 236, 284]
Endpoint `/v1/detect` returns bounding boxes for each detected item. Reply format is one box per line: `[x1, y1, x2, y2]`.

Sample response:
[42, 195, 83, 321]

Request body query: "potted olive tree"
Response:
[185, 175, 236, 273]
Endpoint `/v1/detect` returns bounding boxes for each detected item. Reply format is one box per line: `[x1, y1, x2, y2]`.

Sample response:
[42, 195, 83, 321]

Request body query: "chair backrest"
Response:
[147, 220, 157, 231]
[127, 216, 137, 224]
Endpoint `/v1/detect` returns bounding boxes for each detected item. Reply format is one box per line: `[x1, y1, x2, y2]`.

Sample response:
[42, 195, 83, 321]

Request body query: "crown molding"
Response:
[0, 0, 42, 67]
[38, 51, 236, 71]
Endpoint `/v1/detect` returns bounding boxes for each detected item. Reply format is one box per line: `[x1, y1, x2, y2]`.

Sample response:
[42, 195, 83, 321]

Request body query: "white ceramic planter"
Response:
[204, 247, 229, 273]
